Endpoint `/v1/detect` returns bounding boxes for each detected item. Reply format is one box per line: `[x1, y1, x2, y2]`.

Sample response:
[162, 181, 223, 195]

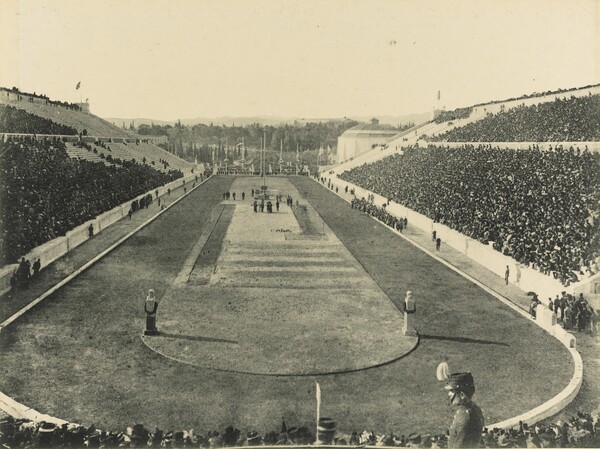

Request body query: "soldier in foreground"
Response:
[438, 364, 484, 448]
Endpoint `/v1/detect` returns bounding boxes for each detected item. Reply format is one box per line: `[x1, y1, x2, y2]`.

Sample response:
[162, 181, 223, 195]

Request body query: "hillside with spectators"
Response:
[0, 105, 78, 135]
[339, 144, 600, 285]
[0, 137, 182, 264]
[431, 94, 600, 142]
[433, 106, 473, 124]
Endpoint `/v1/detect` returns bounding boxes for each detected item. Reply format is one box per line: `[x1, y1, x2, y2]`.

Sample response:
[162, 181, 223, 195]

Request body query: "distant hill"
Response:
[104, 112, 432, 128]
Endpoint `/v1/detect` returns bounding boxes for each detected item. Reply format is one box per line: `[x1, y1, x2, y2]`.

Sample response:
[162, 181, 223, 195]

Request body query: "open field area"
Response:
[0, 176, 573, 435]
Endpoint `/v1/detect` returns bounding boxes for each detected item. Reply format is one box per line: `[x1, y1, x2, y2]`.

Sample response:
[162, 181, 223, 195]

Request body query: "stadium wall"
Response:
[0, 172, 199, 296]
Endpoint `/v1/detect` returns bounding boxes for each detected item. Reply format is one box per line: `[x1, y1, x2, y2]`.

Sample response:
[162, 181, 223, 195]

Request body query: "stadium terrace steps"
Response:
[63, 141, 193, 173]
[112, 141, 193, 171]
[0, 93, 194, 172]
[64, 143, 112, 165]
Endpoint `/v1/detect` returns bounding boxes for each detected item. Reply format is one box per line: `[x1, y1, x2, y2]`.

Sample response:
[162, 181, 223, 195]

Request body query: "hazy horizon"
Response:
[1, 0, 597, 121]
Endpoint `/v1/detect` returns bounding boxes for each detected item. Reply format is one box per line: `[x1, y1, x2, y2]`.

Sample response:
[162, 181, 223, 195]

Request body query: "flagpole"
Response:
[315, 382, 321, 445]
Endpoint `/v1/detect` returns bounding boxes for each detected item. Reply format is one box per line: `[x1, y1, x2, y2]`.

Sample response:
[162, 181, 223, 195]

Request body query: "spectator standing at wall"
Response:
[504, 265, 510, 285]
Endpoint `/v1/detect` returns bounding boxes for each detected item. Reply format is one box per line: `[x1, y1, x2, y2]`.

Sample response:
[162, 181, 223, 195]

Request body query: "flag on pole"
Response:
[76, 81, 81, 90]
[316, 382, 322, 443]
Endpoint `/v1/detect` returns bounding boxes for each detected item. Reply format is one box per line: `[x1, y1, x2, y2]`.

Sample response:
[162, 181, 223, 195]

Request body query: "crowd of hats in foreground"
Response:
[1, 411, 598, 448]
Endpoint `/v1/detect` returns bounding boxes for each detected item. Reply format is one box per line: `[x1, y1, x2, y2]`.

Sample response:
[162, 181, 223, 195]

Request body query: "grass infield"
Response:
[0, 176, 572, 436]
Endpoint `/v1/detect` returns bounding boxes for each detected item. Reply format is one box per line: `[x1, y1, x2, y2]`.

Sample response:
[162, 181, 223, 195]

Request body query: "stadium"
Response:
[1, 2, 599, 448]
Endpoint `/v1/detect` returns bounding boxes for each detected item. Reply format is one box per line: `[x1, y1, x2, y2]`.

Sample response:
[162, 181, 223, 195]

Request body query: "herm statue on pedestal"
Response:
[403, 290, 417, 336]
[144, 289, 159, 336]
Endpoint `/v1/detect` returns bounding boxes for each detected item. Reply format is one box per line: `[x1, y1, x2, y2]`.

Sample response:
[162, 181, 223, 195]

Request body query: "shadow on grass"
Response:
[158, 332, 238, 344]
[420, 333, 509, 347]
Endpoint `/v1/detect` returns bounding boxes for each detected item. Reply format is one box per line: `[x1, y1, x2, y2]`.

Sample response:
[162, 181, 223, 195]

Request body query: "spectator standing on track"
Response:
[436, 238, 441, 251]
[32, 258, 41, 278]
[505, 266, 510, 285]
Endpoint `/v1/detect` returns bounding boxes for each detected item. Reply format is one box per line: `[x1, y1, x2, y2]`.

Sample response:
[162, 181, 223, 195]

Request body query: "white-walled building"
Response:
[336, 121, 398, 163]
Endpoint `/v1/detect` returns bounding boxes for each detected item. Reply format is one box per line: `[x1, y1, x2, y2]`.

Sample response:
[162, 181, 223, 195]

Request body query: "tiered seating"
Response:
[0, 95, 136, 138]
[0, 137, 183, 264]
[108, 142, 192, 172]
[64, 142, 111, 165]
[338, 144, 600, 286]
[0, 105, 78, 135]
[432, 94, 600, 142]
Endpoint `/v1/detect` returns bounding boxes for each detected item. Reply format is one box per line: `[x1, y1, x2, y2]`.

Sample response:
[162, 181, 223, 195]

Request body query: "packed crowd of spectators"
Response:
[1, 410, 598, 448]
[431, 94, 600, 142]
[351, 197, 407, 233]
[0, 105, 78, 135]
[339, 144, 600, 285]
[469, 84, 599, 110]
[0, 136, 183, 264]
[433, 107, 473, 124]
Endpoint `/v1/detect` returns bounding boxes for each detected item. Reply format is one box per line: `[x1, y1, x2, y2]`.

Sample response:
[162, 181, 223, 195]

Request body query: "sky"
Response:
[0, 0, 598, 121]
